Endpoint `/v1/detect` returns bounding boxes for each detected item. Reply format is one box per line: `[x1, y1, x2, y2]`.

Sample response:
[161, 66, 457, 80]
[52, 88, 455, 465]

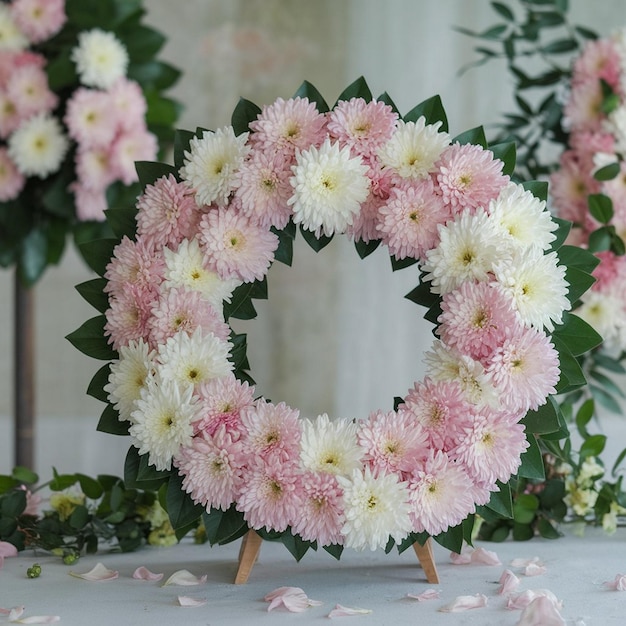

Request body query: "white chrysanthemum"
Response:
[0, 5, 27, 50]
[338, 467, 412, 551]
[378, 117, 450, 180]
[8, 113, 68, 177]
[488, 183, 557, 252]
[179, 127, 250, 207]
[104, 339, 156, 422]
[423, 342, 498, 407]
[577, 290, 625, 347]
[288, 138, 370, 237]
[494, 249, 571, 332]
[155, 327, 233, 393]
[422, 209, 502, 294]
[300, 413, 364, 477]
[606, 105, 626, 154]
[71, 28, 129, 89]
[163, 238, 241, 311]
[129, 375, 202, 471]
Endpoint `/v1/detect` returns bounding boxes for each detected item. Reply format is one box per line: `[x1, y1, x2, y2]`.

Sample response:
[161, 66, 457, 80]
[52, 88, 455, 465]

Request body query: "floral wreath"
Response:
[69, 78, 599, 558]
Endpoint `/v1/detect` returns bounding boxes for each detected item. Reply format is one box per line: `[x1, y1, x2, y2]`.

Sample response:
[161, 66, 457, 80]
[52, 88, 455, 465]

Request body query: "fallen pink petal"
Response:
[69, 562, 119, 582]
[506, 589, 562, 611]
[450, 547, 500, 566]
[8, 607, 25, 621]
[511, 556, 542, 568]
[498, 569, 521, 595]
[438, 593, 488, 612]
[0, 541, 18, 569]
[161, 570, 207, 586]
[132, 566, 164, 581]
[603, 574, 626, 591]
[514, 596, 566, 626]
[264, 586, 322, 613]
[450, 551, 472, 564]
[407, 588, 441, 601]
[524, 563, 547, 576]
[177, 596, 208, 607]
[328, 604, 373, 617]
[11, 615, 61, 624]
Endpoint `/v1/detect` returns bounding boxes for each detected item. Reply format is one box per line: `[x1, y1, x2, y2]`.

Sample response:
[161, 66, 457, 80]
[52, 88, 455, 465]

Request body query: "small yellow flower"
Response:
[148, 521, 177, 547]
[49, 493, 85, 521]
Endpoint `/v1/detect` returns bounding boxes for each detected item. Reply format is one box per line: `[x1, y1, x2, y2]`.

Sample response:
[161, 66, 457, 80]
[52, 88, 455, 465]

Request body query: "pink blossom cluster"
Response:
[103, 95, 567, 550]
[551, 31, 626, 349]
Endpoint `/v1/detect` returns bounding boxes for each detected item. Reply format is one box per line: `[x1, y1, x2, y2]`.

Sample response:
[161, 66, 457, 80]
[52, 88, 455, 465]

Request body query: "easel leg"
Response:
[413, 538, 439, 584]
[235, 530, 262, 584]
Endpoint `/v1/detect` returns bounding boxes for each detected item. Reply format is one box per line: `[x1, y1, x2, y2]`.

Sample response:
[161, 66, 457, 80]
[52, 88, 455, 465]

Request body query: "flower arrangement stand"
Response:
[234, 530, 440, 584]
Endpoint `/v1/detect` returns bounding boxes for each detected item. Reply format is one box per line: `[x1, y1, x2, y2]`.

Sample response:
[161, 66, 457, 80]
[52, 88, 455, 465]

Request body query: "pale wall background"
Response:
[1, 0, 624, 476]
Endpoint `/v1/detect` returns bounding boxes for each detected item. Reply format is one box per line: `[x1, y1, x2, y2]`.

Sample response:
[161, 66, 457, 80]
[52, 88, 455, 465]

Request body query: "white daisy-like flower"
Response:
[378, 117, 450, 180]
[422, 209, 502, 294]
[104, 339, 156, 422]
[0, 5, 27, 50]
[129, 375, 202, 471]
[488, 183, 557, 252]
[300, 413, 363, 477]
[423, 342, 498, 407]
[71, 28, 129, 89]
[288, 138, 370, 237]
[179, 127, 250, 207]
[606, 105, 626, 155]
[163, 238, 241, 311]
[576, 290, 624, 346]
[8, 113, 68, 177]
[338, 467, 412, 551]
[155, 327, 233, 393]
[494, 249, 571, 332]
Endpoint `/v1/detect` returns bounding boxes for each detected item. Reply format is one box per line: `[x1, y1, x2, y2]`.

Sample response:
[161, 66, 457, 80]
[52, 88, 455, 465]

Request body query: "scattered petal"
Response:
[524, 563, 547, 576]
[407, 588, 441, 601]
[264, 587, 322, 613]
[162, 569, 207, 586]
[439, 593, 488, 612]
[515, 596, 565, 626]
[450, 547, 500, 565]
[11, 616, 61, 624]
[328, 604, 373, 617]
[450, 551, 472, 564]
[510, 556, 542, 568]
[0, 541, 18, 569]
[132, 566, 164, 581]
[8, 607, 25, 621]
[498, 569, 521, 594]
[177, 596, 208, 607]
[69, 562, 119, 581]
[603, 574, 626, 591]
[507, 589, 562, 610]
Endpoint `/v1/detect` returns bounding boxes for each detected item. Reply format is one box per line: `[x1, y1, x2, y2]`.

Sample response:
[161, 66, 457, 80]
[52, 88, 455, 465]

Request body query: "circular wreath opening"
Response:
[72, 77, 599, 559]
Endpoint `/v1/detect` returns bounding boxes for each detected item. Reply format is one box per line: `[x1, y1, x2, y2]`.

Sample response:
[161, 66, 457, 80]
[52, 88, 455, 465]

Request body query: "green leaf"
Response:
[78, 238, 119, 277]
[518, 435, 545, 480]
[549, 217, 572, 251]
[127, 61, 181, 91]
[590, 385, 622, 414]
[403, 95, 448, 132]
[390, 255, 419, 271]
[575, 25, 598, 40]
[202, 506, 248, 546]
[122, 25, 166, 63]
[75, 278, 109, 313]
[512, 522, 535, 541]
[146, 94, 182, 128]
[97, 404, 129, 436]
[538, 517, 561, 539]
[557, 245, 600, 274]
[593, 351, 626, 374]
[491, 1, 515, 21]
[173, 129, 197, 171]
[104, 208, 138, 241]
[489, 142, 516, 176]
[575, 398, 595, 439]
[277, 531, 315, 562]
[405, 277, 439, 309]
[165, 474, 204, 531]
[300, 225, 333, 252]
[65, 0, 116, 28]
[231, 97, 261, 136]
[45, 49, 78, 91]
[335, 76, 372, 103]
[594, 162, 620, 181]
[563, 266, 596, 305]
[223, 282, 259, 321]
[522, 397, 561, 435]
[271, 223, 295, 266]
[66, 316, 118, 361]
[552, 313, 602, 356]
[76, 474, 104, 499]
[588, 194, 614, 224]
[69, 505, 90, 530]
[433, 521, 464, 554]
[521, 180, 548, 202]
[87, 363, 111, 403]
[579, 434, 607, 459]
[588, 369, 625, 399]
[485, 481, 513, 518]
[354, 238, 381, 259]
[19, 228, 48, 286]
[11, 466, 38, 485]
[135, 161, 178, 189]
[541, 38, 578, 54]
[322, 543, 344, 560]
[377, 91, 400, 114]
[452, 126, 487, 148]
[588, 226, 612, 253]
[553, 335, 587, 393]
[293, 80, 329, 113]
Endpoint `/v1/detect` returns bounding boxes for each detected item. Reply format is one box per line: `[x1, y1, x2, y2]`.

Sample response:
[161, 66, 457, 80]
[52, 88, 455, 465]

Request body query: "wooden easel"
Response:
[234, 530, 440, 584]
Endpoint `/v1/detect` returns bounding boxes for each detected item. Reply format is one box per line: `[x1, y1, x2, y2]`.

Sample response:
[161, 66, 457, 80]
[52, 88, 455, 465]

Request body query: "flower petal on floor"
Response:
[603, 573, 626, 590]
[514, 596, 565, 626]
[132, 566, 163, 581]
[498, 569, 521, 594]
[438, 594, 488, 612]
[264, 587, 322, 612]
[506, 589, 562, 610]
[177, 596, 207, 607]
[69, 563, 119, 581]
[328, 604, 373, 617]
[161, 569, 207, 586]
[407, 588, 440, 601]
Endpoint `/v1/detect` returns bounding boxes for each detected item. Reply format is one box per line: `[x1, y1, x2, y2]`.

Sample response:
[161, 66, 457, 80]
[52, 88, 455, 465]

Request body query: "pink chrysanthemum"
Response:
[64, 88, 118, 148]
[175, 426, 246, 511]
[6, 64, 57, 119]
[234, 149, 293, 230]
[240, 400, 302, 462]
[199, 207, 278, 283]
[0, 146, 24, 200]
[75, 146, 116, 191]
[110, 128, 158, 185]
[564, 79, 605, 133]
[104, 235, 164, 301]
[148, 286, 230, 346]
[438, 281, 519, 363]
[592, 250, 626, 292]
[236, 455, 303, 532]
[11, 0, 66, 44]
[248, 96, 327, 158]
[550, 151, 598, 226]
[407, 450, 476, 536]
[436, 143, 508, 212]
[0, 90, 20, 138]
[572, 38, 622, 91]
[377, 178, 448, 260]
[290, 471, 345, 547]
[104, 284, 154, 350]
[194, 374, 256, 437]
[71, 184, 108, 221]
[136, 174, 200, 248]
[449, 408, 528, 485]
[400, 377, 473, 451]
[485, 325, 560, 412]
[108, 78, 147, 131]
[327, 97, 398, 157]
[357, 409, 428, 475]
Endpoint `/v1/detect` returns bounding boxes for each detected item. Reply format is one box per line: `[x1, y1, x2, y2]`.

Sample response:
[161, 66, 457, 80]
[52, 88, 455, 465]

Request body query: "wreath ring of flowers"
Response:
[70, 77, 600, 559]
